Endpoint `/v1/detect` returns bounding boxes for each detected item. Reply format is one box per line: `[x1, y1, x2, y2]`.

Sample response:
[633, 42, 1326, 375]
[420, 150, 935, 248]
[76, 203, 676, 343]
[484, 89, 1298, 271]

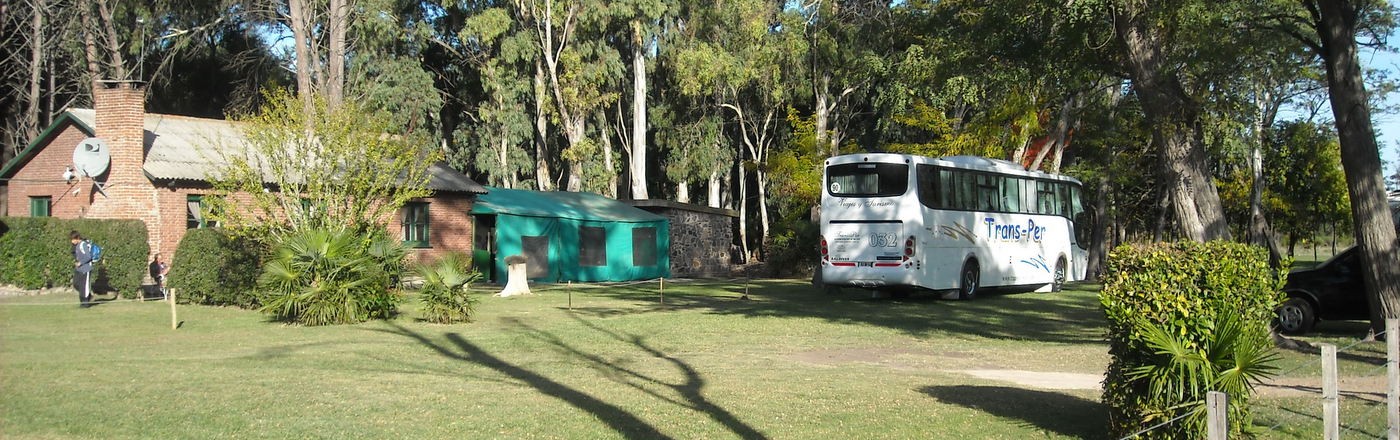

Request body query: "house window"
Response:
[579, 226, 606, 267]
[402, 202, 430, 248]
[186, 195, 218, 229]
[632, 227, 658, 267]
[29, 196, 51, 217]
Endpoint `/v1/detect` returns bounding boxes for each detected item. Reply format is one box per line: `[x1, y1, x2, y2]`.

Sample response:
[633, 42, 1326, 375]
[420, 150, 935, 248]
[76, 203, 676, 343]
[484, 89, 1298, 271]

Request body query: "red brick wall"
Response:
[6, 80, 478, 268]
[388, 193, 477, 263]
[85, 81, 163, 259]
[6, 121, 94, 218]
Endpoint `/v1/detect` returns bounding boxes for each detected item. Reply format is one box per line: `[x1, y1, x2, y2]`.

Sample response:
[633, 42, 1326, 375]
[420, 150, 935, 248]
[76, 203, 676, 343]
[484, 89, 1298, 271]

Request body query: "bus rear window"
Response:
[827, 163, 908, 197]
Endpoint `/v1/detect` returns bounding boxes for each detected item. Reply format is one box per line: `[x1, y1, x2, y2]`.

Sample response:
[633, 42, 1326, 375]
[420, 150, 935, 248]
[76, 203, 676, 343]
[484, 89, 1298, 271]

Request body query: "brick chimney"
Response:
[87, 80, 161, 260]
[93, 81, 147, 185]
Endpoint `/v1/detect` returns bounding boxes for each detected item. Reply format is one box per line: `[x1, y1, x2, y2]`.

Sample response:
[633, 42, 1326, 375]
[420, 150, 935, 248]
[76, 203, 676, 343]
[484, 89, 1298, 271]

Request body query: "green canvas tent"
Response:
[471, 187, 670, 282]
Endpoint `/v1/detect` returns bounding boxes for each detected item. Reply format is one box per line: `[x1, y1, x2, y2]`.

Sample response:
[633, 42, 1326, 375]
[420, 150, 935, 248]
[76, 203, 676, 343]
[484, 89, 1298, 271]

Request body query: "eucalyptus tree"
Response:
[800, 0, 892, 157]
[672, 0, 807, 259]
[521, 0, 625, 192]
[610, 0, 668, 198]
[452, 6, 539, 188]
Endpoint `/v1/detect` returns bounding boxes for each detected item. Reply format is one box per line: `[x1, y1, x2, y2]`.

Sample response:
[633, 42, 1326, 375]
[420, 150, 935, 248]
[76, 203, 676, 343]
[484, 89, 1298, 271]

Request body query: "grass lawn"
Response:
[0, 280, 1389, 439]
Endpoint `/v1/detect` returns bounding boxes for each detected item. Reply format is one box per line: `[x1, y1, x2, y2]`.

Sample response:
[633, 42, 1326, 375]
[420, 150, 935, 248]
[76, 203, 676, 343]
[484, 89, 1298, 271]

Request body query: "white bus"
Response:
[820, 154, 1088, 298]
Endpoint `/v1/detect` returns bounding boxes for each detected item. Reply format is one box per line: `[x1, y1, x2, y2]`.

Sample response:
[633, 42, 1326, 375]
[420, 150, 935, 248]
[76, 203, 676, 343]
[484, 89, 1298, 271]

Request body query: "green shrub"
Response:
[413, 252, 482, 324]
[258, 228, 403, 325]
[166, 228, 264, 308]
[0, 217, 148, 296]
[1101, 241, 1286, 439]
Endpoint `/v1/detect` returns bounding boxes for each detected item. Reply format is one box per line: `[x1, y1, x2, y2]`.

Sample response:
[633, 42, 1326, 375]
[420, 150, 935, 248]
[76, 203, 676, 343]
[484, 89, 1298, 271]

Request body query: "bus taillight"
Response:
[903, 236, 915, 260]
[820, 236, 829, 261]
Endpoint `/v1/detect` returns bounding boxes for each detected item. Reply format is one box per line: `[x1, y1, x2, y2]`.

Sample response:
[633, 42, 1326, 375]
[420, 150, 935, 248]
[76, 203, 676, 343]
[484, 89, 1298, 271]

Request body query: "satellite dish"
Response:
[73, 137, 111, 178]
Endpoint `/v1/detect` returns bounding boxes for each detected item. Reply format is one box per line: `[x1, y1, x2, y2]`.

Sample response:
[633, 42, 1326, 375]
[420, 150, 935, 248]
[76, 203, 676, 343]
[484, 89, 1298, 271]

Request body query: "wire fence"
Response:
[1113, 324, 1393, 439]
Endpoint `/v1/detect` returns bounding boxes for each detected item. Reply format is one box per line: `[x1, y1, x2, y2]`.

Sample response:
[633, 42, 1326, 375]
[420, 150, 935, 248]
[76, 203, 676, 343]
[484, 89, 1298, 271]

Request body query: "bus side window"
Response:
[916, 165, 939, 209]
[977, 173, 999, 212]
[1037, 181, 1057, 215]
[1002, 176, 1022, 213]
[1057, 183, 1072, 217]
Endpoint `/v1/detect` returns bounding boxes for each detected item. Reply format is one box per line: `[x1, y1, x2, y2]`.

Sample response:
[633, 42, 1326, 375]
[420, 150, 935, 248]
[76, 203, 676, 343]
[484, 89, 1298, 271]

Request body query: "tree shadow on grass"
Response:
[577, 279, 1108, 344]
[374, 321, 767, 440]
[920, 385, 1108, 439]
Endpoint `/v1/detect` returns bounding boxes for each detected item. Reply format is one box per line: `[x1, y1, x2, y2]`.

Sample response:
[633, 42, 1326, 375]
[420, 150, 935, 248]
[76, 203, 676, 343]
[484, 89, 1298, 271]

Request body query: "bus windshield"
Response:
[827, 163, 908, 197]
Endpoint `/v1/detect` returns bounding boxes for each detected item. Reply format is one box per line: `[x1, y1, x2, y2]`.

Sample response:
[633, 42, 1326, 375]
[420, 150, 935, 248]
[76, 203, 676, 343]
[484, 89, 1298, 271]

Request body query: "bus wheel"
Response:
[958, 260, 979, 300]
[1052, 258, 1067, 292]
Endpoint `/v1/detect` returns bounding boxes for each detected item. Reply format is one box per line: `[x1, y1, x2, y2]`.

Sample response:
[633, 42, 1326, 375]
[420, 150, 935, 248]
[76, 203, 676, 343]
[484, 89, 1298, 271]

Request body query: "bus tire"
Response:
[1051, 258, 1067, 292]
[958, 260, 979, 300]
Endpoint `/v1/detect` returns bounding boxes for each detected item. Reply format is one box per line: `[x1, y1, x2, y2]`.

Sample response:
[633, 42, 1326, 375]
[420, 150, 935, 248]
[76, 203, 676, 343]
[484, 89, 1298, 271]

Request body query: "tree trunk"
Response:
[737, 159, 750, 261]
[1085, 176, 1110, 279]
[629, 22, 649, 199]
[598, 110, 617, 198]
[81, 1, 100, 87]
[94, 0, 124, 80]
[562, 118, 584, 192]
[326, 0, 349, 108]
[26, 0, 44, 141]
[815, 73, 832, 156]
[1114, 3, 1230, 242]
[707, 170, 721, 209]
[287, 0, 315, 113]
[1316, 0, 1400, 332]
[533, 61, 553, 191]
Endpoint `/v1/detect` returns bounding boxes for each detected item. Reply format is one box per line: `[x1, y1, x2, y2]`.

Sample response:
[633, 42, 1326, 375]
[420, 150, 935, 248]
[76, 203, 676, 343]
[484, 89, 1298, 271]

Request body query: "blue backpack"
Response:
[85, 239, 103, 263]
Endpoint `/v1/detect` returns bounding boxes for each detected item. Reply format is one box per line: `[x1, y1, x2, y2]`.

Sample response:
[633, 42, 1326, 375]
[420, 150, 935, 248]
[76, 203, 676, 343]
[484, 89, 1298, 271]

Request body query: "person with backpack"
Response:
[70, 231, 95, 308]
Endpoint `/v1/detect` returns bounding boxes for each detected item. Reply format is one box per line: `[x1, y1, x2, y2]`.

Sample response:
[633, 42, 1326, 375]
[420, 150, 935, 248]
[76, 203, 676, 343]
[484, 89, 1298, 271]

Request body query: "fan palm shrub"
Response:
[1127, 312, 1280, 437]
[413, 252, 481, 324]
[258, 228, 403, 325]
[1101, 241, 1286, 438]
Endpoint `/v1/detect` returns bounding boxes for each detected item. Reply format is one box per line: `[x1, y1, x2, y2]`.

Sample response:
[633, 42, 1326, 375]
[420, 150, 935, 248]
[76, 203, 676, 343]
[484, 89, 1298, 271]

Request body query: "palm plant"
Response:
[1127, 312, 1281, 438]
[413, 252, 481, 324]
[258, 228, 402, 325]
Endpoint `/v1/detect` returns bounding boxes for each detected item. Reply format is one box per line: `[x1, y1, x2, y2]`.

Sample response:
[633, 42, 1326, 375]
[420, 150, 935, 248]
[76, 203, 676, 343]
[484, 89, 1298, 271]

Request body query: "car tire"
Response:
[1276, 297, 1316, 335]
[1051, 258, 1067, 293]
[958, 260, 979, 300]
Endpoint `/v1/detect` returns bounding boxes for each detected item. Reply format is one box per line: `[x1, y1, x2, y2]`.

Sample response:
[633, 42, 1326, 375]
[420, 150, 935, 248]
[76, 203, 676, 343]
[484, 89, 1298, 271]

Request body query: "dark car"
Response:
[1275, 247, 1372, 335]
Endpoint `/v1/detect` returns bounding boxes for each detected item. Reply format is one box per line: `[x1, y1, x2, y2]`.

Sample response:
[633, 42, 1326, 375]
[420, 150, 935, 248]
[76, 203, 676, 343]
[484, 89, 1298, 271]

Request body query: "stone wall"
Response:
[627, 200, 736, 278]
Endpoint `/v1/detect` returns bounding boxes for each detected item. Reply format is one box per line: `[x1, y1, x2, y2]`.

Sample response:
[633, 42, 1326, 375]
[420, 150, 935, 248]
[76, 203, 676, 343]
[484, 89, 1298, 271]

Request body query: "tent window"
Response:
[29, 196, 51, 217]
[632, 227, 657, 267]
[579, 226, 606, 267]
[522, 235, 550, 279]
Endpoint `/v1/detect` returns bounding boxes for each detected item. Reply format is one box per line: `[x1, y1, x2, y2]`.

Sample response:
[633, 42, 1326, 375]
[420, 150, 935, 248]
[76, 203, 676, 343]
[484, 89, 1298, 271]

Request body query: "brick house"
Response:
[0, 81, 486, 263]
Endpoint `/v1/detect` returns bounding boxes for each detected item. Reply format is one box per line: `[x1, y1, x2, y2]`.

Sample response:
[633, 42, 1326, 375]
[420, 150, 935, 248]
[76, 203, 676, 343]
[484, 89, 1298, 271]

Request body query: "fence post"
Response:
[1387, 318, 1397, 440]
[660, 277, 665, 305]
[1206, 391, 1227, 440]
[1322, 343, 1339, 440]
[168, 288, 178, 330]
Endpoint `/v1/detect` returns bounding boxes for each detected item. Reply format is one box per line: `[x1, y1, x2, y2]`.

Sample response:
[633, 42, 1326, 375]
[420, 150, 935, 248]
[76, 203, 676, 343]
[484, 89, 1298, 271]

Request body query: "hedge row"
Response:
[0, 217, 150, 296]
[166, 228, 263, 308]
[1101, 241, 1286, 439]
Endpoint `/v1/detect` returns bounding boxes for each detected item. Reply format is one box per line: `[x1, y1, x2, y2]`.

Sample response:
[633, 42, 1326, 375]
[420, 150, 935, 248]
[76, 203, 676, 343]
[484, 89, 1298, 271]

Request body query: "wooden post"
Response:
[1206, 391, 1227, 440]
[1322, 343, 1339, 440]
[659, 277, 665, 305]
[168, 288, 178, 330]
[1387, 318, 1398, 440]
